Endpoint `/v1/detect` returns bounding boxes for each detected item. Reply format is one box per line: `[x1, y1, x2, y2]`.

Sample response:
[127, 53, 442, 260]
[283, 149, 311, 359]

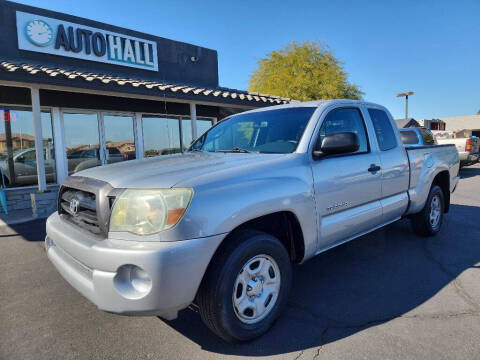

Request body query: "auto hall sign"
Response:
[16, 11, 159, 71]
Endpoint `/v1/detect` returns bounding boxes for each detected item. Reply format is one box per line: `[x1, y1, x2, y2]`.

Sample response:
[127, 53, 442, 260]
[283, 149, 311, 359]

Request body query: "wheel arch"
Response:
[194, 210, 303, 311]
[216, 211, 305, 264]
[432, 170, 450, 213]
[196, 211, 305, 301]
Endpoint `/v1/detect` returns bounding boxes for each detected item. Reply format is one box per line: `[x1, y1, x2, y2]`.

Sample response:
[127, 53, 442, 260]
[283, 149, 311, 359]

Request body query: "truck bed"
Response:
[404, 144, 459, 215]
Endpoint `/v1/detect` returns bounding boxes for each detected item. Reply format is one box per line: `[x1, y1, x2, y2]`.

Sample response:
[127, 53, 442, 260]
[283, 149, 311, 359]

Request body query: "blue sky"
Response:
[12, 0, 480, 119]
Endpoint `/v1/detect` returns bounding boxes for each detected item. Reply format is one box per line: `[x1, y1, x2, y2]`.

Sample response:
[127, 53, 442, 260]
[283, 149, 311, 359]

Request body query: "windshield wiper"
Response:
[216, 147, 258, 153]
[188, 149, 206, 152]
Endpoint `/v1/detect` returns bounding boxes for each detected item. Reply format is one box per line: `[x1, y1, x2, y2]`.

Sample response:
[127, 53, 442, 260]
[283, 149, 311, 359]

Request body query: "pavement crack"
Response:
[292, 350, 304, 360]
[402, 311, 480, 320]
[312, 346, 323, 360]
[288, 300, 398, 330]
[421, 241, 480, 311]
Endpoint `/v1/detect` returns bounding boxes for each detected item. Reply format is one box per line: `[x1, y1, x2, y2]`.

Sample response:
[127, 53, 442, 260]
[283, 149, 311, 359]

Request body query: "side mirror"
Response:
[313, 132, 359, 158]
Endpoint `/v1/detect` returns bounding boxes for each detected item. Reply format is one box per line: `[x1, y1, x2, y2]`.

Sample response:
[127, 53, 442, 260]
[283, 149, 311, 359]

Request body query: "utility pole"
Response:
[396, 91, 414, 120]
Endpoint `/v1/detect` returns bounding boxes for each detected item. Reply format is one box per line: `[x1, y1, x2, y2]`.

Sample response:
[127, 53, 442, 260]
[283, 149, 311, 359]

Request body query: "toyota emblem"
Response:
[69, 198, 80, 215]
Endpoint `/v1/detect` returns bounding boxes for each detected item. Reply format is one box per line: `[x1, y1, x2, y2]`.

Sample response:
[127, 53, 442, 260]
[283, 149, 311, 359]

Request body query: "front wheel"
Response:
[197, 230, 292, 343]
[411, 185, 445, 236]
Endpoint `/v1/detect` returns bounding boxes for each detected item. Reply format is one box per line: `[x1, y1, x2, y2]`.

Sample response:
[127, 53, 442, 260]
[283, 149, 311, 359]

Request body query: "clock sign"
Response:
[16, 11, 159, 71]
[25, 19, 53, 46]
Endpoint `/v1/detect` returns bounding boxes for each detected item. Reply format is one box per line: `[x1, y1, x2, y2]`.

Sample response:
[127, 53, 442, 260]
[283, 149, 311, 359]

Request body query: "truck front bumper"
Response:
[45, 212, 225, 320]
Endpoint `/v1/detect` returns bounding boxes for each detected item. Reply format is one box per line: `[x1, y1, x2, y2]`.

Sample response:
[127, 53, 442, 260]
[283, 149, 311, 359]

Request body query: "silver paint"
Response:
[45, 100, 460, 320]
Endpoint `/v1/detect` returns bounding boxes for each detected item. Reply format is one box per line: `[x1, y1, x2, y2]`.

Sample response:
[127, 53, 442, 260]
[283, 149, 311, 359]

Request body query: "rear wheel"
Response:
[197, 230, 292, 343]
[411, 185, 444, 236]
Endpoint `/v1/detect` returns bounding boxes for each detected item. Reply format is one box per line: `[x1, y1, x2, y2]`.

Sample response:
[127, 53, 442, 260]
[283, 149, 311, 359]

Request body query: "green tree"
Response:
[477, 109, 480, 115]
[248, 41, 363, 101]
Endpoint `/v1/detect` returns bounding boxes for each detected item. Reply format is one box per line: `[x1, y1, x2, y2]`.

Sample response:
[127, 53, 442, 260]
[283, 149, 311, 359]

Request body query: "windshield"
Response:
[189, 107, 316, 154]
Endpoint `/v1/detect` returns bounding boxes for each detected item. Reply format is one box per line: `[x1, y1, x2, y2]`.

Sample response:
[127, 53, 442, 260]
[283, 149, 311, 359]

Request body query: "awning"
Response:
[0, 60, 291, 106]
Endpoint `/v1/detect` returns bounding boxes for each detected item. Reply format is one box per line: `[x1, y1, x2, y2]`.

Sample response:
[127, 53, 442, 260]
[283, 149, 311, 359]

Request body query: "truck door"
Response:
[311, 106, 383, 250]
[366, 107, 409, 222]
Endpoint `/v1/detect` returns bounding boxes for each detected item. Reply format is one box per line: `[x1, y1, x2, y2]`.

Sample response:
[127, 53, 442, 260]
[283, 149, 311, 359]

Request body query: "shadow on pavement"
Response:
[459, 166, 480, 179]
[163, 203, 480, 356]
[1, 219, 46, 241]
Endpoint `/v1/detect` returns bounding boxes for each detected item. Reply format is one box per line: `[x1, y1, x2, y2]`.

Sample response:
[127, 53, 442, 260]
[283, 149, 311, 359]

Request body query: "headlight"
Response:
[109, 188, 193, 235]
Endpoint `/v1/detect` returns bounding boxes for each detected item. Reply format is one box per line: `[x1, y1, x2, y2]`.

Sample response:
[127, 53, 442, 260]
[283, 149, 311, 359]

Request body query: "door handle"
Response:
[368, 164, 381, 172]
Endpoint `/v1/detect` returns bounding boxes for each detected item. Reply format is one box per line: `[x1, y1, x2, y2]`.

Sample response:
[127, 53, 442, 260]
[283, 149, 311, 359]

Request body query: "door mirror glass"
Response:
[315, 132, 359, 156]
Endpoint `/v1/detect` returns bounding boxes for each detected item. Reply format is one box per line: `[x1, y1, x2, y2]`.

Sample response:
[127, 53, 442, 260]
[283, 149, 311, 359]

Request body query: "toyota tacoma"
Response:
[46, 100, 460, 342]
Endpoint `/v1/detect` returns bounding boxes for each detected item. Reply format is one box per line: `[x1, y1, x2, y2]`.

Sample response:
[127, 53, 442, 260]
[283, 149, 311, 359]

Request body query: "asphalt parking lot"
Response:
[1, 164, 479, 360]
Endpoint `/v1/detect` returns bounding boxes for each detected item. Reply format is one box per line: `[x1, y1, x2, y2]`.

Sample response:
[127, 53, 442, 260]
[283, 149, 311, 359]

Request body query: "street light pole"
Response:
[396, 91, 414, 121]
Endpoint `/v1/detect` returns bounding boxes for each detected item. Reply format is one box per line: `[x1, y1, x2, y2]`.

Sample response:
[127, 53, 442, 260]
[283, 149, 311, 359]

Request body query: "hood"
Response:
[74, 152, 285, 189]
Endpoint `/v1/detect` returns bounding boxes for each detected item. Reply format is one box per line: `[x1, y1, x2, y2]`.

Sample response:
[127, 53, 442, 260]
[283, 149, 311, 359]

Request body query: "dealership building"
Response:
[0, 1, 289, 215]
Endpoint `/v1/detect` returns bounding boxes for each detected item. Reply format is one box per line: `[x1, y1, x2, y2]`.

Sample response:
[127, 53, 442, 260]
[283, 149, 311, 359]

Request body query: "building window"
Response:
[0, 107, 55, 188]
[181, 118, 193, 151]
[103, 115, 136, 161]
[63, 112, 101, 175]
[181, 117, 214, 151]
[142, 116, 181, 157]
[198, 118, 214, 137]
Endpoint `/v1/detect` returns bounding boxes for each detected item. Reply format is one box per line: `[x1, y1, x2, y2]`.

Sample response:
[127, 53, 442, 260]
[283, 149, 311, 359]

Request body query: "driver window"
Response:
[23, 150, 37, 162]
[318, 108, 369, 153]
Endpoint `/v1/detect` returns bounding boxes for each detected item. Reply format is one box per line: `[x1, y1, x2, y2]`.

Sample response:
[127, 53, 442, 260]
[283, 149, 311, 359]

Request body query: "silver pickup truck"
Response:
[46, 100, 459, 342]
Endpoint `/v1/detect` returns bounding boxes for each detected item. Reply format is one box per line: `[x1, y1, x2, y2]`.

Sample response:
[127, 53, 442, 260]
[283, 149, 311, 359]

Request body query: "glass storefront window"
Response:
[182, 118, 213, 151]
[181, 118, 193, 150]
[63, 113, 101, 175]
[103, 115, 136, 162]
[198, 118, 213, 137]
[142, 116, 181, 157]
[0, 107, 214, 188]
[0, 108, 55, 187]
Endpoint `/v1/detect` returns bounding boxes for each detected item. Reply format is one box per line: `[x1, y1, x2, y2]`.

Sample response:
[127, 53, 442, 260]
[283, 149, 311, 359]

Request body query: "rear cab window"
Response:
[420, 129, 435, 145]
[400, 130, 420, 145]
[368, 108, 397, 151]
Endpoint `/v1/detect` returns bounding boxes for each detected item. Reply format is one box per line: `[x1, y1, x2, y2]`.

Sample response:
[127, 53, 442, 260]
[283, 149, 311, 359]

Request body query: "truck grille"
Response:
[57, 176, 116, 237]
[59, 187, 101, 235]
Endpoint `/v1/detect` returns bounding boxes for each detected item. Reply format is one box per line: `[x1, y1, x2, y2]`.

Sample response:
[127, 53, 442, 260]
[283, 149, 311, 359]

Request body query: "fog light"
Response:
[130, 266, 152, 293]
[114, 264, 152, 299]
[45, 236, 55, 251]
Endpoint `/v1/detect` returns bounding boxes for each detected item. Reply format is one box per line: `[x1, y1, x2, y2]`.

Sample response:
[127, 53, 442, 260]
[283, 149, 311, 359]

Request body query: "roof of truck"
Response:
[239, 99, 385, 115]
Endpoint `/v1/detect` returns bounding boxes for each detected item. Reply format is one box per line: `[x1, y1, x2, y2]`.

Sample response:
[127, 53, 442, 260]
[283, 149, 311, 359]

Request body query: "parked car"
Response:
[67, 147, 127, 174]
[0, 148, 55, 186]
[46, 100, 459, 343]
[399, 127, 436, 146]
[435, 135, 479, 168]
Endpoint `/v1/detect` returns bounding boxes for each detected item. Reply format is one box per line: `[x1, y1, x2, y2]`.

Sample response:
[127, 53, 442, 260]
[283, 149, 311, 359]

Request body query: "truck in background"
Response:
[434, 130, 479, 167]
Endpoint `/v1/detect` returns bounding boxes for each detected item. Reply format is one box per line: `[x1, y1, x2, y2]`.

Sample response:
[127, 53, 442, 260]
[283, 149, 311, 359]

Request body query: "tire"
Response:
[197, 229, 292, 343]
[411, 185, 444, 237]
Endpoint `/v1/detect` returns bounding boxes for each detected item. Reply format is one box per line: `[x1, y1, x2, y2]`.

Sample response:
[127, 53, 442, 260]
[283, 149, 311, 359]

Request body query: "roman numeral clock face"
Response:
[25, 19, 53, 46]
